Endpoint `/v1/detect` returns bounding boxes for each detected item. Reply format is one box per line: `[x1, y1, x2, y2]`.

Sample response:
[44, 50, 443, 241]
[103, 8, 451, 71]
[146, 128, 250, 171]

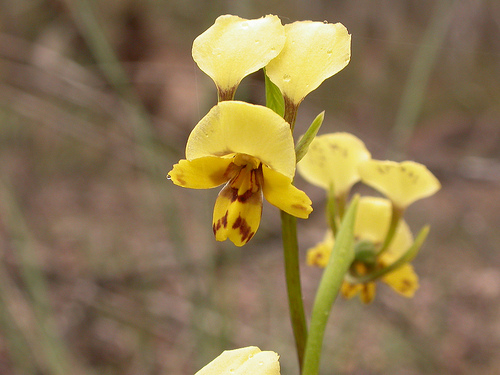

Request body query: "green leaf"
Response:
[295, 111, 324, 163]
[302, 195, 358, 375]
[264, 69, 284, 117]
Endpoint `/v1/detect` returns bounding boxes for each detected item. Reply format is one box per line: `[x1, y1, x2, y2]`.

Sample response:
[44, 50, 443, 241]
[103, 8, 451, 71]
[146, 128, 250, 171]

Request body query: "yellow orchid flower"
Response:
[297, 133, 371, 198]
[168, 101, 312, 246]
[266, 21, 351, 107]
[307, 197, 419, 303]
[195, 346, 280, 375]
[192, 14, 286, 101]
[358, 160, 441, 211]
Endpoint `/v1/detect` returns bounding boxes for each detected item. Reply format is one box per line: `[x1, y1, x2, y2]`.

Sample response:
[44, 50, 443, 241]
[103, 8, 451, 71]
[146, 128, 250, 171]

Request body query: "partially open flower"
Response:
[266, 21, 351, 106]
[193, 15, 286, 101]
[358, 160, 441, 211]
[297, 133, 371, 198]
[307, 197, 419, 303]
[195, 346, 280, 375]
[168, 101, 312, 246]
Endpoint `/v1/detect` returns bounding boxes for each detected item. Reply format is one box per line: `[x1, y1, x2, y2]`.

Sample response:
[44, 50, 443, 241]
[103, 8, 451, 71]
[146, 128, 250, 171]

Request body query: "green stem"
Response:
[280, 210, 308, 371]
[302, 196, 358, 375]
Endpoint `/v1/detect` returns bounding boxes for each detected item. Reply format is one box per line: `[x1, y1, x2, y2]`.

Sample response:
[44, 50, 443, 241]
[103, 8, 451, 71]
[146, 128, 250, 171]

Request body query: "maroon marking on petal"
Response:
[399, 278, 412, 293]
[213, 210, 229, 234]
[230, 188, 239, 202]
[233, 216, 252, 242]
[221, 211, 228, 228]
[291, 204, 308, 211]
[245, 231, 255, 243]
[238, 189, 253, 203]
[232, 216, 242, 229]
[175, 176, 186, 185]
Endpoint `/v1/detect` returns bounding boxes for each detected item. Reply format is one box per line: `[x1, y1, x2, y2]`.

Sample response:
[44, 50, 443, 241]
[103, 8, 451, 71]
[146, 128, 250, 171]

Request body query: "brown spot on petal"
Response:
[238, 189, 253, 203]
[174, 174, 186, 186]
[221, 211, 228, 228]
[292, 204, 308, 211]
[399, 278, 413, 293]
[229, 188, 239, 202]
[232, 216, 242, 229]
[213, 210, 229, 234]
[232, 215, 253, 243]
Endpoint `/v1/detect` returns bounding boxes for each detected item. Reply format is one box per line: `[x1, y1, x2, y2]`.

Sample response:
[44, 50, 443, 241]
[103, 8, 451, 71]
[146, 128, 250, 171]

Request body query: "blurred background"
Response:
[0, 0, 499, 374]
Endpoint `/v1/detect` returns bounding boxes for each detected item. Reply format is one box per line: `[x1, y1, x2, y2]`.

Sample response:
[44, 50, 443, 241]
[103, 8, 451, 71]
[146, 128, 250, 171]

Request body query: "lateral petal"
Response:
[262, 165, 312, 219]
[168, 157, 232, 189]
[382, 264, 419, 297]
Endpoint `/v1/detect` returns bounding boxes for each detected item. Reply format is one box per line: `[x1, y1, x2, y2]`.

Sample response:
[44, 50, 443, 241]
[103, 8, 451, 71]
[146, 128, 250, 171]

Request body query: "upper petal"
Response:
[381, 218, 414, 261]
[168, 156, 232, 189]
[266, 21, 351, 105]
[297, 132, 371, 195]
[195, 346, 281, 375]
[186, 101, 296, 179]
[192, 15, 285, 92]
[354, 197, 413, 250]
[262, 165, 312, 219]
[359, 160, 441, 210]
[354, 197, 393, 245]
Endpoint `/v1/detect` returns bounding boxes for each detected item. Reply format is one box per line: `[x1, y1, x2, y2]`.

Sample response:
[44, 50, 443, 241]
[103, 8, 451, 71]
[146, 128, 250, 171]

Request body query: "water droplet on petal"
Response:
[259, 361, 264, 366]
[327, 49, 333, 54]
[283, 74, 291, 82]
[167, 175, 172, 180]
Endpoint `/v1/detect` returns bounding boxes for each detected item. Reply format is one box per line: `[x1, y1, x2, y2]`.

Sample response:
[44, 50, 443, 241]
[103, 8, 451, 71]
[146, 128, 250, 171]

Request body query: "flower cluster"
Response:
[298, 134, 440, 303]
[169, 13, 441, 373]
[168, 14, 351, 246]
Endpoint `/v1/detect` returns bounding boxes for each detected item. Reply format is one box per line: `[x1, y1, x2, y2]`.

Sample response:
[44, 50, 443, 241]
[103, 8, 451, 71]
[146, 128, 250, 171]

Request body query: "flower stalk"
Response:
[376, 204, 403, 257]
[284, 97, 299, 131]
[280, 210, 308, 370]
